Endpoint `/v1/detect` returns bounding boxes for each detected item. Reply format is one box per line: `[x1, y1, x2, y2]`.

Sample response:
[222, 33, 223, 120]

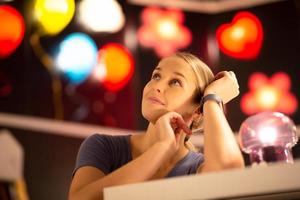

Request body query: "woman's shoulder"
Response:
[74, 134, 132, 174]
[84, 133, 131, 144]
[78, 134, 132, 154]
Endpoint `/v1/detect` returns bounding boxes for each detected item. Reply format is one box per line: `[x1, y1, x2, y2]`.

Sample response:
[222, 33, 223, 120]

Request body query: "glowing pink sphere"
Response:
[239, 112, 298, 165]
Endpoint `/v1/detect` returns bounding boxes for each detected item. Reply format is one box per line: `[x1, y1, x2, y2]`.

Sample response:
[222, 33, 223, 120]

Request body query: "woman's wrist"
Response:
[200, 93, 224, 113]
[203, 88, 215, 96]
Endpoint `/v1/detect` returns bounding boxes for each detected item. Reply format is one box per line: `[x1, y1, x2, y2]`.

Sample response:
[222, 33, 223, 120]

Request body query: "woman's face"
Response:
[142, 56, 200, 124]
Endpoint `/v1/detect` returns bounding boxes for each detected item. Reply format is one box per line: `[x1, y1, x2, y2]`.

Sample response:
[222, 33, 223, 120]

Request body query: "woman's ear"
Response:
[194, 92, 203, 104]
[190, 106, 203, 130]
[192, 106, 201, 119]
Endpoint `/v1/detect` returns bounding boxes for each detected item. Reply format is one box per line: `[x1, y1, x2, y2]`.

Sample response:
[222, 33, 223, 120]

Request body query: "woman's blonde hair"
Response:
[174, 52, 214, 150]
[175, 52, 214, 102]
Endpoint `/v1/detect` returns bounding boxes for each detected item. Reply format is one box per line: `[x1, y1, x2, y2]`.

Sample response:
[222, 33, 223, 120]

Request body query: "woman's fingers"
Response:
[214, 71, 227, 80]
[171, 116, 192, 136]
[228, 71, 235, 77]
[228, 71, 239, 84]
[215, 71, 236, 80]
[170, 118, 178, 131]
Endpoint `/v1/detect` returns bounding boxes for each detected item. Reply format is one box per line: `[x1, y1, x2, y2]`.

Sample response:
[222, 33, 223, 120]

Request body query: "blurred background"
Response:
[0, 0, 299, 199]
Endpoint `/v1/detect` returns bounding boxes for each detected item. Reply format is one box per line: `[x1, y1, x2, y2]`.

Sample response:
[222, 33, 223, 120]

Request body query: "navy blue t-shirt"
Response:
[73, 134, 204, 177]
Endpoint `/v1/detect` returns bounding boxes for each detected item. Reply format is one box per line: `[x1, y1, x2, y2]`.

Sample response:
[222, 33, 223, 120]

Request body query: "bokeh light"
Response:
[137, 7, 192, 57]
[216, 11, 263, 60]
[92, 43, 134, 92]
[78, 0, 125, 33]
[0, 5, 25, 58]
[55, 32, 97, 84]
[34, 0, 75, 35]
[241, 72, 297, 115]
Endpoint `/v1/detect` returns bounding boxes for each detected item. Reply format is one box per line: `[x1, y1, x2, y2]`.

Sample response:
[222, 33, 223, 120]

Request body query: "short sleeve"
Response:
[189, 152, 204, 173]
[73, 134, 113, 176]
[167, 151, 204, 177]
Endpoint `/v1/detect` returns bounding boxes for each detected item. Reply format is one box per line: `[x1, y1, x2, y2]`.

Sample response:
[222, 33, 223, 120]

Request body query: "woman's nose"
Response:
[153, 82, 163, 93]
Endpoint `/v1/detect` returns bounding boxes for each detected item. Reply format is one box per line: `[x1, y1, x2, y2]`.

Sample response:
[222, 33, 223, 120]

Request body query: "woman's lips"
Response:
[148, 97, 165, 105]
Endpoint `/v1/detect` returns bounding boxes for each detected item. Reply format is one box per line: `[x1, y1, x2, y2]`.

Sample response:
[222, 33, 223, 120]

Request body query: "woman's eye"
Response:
[152, 73, 160, 80]
[170, 79, 182, 87]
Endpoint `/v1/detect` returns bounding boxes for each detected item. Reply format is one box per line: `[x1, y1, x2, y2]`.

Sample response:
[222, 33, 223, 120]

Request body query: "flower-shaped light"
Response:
[137, 7, 192, 57]
[241, 72, 297, 115]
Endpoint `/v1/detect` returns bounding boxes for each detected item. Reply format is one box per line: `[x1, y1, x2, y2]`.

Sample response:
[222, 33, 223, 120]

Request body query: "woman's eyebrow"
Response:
[174, 71, 187, 81]
[154, 67, 187, 80]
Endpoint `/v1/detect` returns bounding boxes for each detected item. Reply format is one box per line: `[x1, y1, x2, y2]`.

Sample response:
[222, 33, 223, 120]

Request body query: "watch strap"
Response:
[199, 93, 224, 113]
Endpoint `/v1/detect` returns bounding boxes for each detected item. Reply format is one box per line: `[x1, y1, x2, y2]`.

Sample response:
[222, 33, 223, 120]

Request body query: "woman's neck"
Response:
[131, 123, 189, 165]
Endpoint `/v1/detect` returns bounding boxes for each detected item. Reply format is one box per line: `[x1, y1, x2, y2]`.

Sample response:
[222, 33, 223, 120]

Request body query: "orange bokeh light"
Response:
[94, 43, 134, 92]
[0, 5, 25, 58]
[241, 72, 297, 115]
[216, 11, 263, 60]
[137, 7, 192, 57]
[255, 86, 280, 109]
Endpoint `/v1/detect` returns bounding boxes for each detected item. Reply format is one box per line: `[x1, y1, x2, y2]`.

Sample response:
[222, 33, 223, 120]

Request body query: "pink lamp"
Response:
[239, 112, 298, 165]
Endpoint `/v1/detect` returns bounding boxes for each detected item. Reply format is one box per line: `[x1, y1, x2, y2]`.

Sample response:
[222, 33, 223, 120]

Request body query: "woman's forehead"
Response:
[157, 56, 191, 72]
[156, 56, 198, 87]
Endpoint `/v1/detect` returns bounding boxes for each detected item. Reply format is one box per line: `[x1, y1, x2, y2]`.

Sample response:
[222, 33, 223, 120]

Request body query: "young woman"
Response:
[68, 52, 245, 200]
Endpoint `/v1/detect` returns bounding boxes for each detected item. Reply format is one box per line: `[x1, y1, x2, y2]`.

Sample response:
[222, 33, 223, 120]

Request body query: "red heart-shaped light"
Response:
[216, 12, 263, 60]
[0, 5, 25, 58]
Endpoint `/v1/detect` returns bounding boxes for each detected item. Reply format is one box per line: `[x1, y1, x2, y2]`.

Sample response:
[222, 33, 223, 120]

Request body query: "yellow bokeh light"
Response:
[157, 19, 178, 39]
[256, 86, 280, 109]
[34, 0, 75, 35]
[231, 26, 245, 40]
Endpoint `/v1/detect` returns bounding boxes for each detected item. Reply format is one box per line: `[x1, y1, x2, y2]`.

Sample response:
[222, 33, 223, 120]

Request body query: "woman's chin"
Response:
[142, 109, 168, 124]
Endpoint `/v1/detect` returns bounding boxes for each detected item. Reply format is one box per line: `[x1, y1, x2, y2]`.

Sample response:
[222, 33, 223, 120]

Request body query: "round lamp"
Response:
[239, 112, 298, 165]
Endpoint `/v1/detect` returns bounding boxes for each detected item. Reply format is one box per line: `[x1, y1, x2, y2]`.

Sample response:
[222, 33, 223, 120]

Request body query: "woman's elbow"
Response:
[68, 191, 84, 200]
[211, 156, 245, 171]
[222, 157, 245, 169]
[68, 191, 103, 200]
[199, 157, 245, 173]
[68, 193, 78, 200]
[68, 189, 102, 200]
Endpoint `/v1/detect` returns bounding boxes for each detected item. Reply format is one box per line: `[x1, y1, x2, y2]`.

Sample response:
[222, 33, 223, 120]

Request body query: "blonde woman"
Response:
[68, 52, 245, 200]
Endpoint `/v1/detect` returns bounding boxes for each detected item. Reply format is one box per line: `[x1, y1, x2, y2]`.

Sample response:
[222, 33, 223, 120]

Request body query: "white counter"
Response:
[104, 160, 300, 200]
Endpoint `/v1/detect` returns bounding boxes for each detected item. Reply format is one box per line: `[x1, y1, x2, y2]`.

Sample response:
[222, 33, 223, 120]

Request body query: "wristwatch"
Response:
[199, 93, 224, 113]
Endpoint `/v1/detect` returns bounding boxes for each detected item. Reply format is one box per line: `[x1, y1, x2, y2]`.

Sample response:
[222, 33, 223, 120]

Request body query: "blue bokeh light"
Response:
[55, 32, 98, 84]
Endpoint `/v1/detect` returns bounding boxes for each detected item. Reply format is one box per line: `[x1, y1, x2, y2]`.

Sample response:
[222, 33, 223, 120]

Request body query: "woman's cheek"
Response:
[143, 82, 152, 95]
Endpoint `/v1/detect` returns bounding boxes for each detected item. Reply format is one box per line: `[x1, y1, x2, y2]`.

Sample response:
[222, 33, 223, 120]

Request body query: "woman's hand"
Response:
[154, 112, 192, 152]
[204, 71, 239, 104]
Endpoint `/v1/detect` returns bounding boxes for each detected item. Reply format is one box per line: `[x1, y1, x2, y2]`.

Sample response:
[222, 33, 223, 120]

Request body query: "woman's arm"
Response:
[69, 112, 189, 200]
[198, 71, 245, 173]
[69, 141, 174, 200]
[199, 100, 245, 172]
